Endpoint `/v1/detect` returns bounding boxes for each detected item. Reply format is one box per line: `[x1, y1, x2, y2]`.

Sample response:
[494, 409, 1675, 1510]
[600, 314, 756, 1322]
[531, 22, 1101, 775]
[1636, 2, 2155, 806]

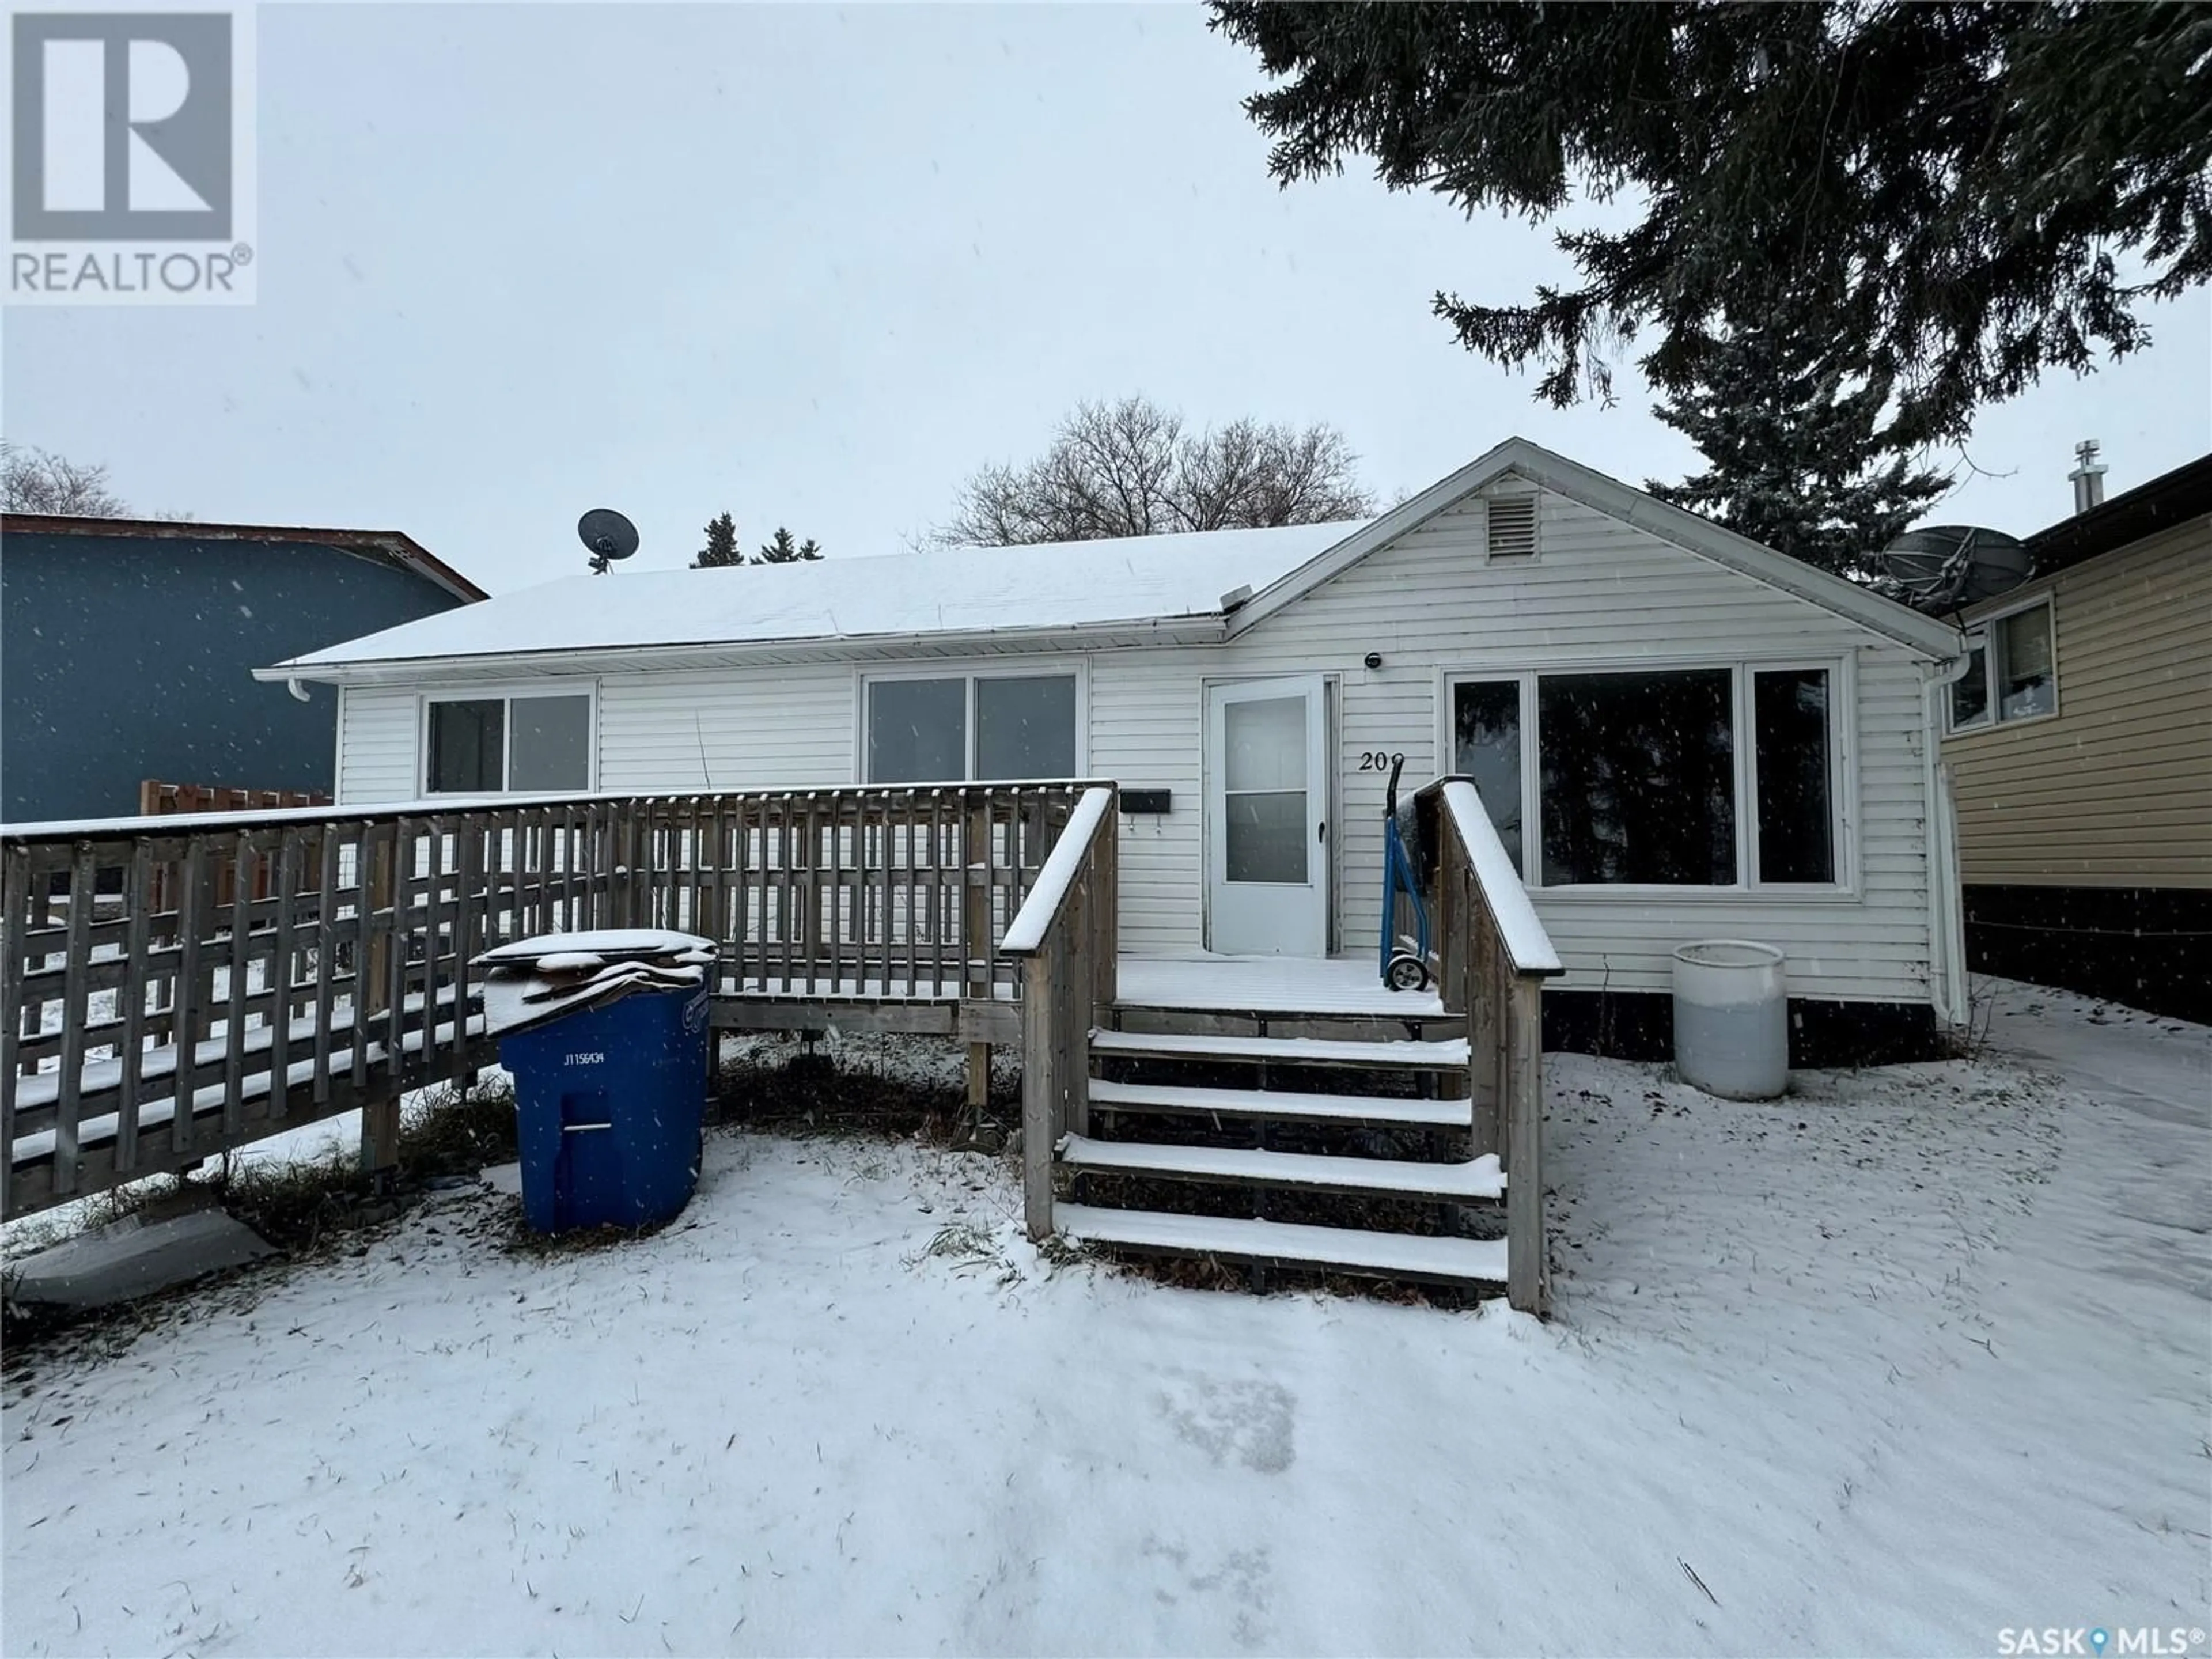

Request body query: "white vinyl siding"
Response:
[334, 687, 421, 804]
[594, 664, 856, 792]
[327, 481, 1942, 1006]
[1096, 487, 1934, 1002]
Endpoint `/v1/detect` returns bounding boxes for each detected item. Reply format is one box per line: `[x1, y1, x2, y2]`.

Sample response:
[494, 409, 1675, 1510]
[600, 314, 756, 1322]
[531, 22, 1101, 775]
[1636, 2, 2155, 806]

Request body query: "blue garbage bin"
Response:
[499, 983, 711, 1232]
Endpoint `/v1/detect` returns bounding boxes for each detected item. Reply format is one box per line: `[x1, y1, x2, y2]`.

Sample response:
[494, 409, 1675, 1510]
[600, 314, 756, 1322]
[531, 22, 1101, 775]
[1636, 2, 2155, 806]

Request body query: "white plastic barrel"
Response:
[1671, 940, 1788, 1099]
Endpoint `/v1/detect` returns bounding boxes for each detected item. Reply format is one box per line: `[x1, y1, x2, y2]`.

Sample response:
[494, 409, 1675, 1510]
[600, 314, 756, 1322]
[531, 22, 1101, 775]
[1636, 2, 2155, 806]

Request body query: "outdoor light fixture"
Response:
[1363, 652, 1384, 671]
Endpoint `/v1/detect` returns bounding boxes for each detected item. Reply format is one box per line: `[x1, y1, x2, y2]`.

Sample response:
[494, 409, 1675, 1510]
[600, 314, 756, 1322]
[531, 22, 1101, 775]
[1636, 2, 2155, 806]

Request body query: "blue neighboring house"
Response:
[2, 514, 484, 824]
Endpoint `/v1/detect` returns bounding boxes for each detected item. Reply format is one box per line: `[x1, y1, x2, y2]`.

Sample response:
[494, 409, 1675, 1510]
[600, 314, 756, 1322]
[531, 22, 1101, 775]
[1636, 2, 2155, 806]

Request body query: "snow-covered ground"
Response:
[3, 980, 2206, 1657]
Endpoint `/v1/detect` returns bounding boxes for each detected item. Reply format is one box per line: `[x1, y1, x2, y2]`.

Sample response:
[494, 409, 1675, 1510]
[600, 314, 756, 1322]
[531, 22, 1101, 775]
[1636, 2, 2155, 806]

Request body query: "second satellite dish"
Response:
[1881, 524, 2031, 613]
[578, 508, 639, 575]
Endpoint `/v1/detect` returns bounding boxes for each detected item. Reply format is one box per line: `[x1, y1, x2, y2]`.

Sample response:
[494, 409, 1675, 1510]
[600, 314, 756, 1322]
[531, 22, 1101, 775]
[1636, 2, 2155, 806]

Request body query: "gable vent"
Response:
[1486, 497, 1538, 559]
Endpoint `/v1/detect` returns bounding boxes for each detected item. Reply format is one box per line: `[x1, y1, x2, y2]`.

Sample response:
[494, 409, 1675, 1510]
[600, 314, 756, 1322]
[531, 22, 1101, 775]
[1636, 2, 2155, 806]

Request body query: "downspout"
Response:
[1920, 650, 1974, 1032]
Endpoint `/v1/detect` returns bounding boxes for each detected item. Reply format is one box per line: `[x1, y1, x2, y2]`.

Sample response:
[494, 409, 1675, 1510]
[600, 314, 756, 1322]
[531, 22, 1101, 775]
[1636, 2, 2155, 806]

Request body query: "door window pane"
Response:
[869, 678, 966, 783]
[1539, 669, 1736, 885]
[509, 695, 592, 791]
[1225, 791, 1309, 884]
[1998, 607, 2055, 719]
[1952, 638, 1990, 728]
[1451, 679, 1524, 874]
[1225, 696, 1306, 791]
[975, 675, 1077, 781]
[1753, 669, 1834, 884]
[427, 700, 504, 794]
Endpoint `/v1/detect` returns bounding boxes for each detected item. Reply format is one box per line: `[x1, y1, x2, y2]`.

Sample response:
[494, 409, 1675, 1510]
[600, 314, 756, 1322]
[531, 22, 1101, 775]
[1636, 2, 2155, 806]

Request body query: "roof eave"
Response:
[258, 612, 1232, 687]
[0, 513, 488, 604]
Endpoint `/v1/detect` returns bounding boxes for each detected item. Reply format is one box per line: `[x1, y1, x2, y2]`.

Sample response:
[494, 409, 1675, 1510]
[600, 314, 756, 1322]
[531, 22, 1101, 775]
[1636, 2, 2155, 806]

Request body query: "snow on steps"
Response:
[1059, 1134, 1505, 1200]
[1088, 1077, 1469, 1129]
[1089, 1029, 1469, 1069]
[1055, 1205, 1509, 1285]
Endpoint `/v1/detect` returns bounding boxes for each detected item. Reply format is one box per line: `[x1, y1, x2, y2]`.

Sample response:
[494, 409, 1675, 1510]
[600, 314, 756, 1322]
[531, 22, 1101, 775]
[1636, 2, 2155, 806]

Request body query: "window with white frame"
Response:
[426, 692, 592, 793]
[1448, 663, 1842, 889]
[1950, 601, 2055, 730]
[865, 672, 1078, 783]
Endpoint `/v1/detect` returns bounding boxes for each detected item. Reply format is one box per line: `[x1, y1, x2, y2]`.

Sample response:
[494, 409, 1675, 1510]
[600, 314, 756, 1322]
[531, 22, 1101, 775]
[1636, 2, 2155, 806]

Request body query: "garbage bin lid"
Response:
[474, 928, 715, 970]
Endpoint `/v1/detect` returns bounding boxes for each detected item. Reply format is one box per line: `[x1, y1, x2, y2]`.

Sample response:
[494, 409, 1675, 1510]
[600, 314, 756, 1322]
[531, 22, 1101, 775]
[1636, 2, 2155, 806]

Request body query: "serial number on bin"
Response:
[565, 1052, 606, 1066]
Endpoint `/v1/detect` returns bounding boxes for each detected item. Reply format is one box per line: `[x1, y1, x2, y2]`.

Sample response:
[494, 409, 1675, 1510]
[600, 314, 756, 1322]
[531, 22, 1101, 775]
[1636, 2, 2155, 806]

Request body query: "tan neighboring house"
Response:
[1942, 450, 2212, 1022]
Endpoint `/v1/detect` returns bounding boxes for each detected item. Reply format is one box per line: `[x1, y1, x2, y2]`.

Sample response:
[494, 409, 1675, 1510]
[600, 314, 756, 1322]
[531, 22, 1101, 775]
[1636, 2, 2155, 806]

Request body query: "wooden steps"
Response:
[1060, 1016, 1504, 1292]
[1088, 1028, 1470, 1069]
[1056, 1205, 1509, 1286]
[1059, 1134, 1504, 1200]
[1087, 1077, 1469, 1130]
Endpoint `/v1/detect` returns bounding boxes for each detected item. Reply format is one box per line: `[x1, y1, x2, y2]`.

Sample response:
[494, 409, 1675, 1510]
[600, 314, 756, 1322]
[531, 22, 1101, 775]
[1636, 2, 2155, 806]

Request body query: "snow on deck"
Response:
[4, 986, 2207, 1655]
[277, 521, 1361, 669]
[1116, 953, 1448, 1017]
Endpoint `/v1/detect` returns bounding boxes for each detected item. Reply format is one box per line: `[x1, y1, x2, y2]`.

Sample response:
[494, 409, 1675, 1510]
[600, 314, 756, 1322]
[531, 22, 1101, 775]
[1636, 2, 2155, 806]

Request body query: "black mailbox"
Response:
[1121, 789, 1172, 815]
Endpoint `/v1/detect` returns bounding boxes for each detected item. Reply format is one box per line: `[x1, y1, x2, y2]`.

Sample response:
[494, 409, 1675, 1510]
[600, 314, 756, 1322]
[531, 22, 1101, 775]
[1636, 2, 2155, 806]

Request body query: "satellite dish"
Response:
[577, 508, 639, 575]
[1880, 524, 2032, 614]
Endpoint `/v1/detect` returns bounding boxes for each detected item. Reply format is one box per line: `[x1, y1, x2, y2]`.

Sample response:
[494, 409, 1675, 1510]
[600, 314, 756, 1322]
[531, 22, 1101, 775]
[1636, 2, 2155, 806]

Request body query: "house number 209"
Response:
[1357, 752, 1405, 771]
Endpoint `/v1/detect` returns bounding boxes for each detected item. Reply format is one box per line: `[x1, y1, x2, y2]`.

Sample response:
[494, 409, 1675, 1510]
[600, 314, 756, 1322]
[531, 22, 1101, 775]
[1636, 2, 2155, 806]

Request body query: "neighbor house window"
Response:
[426, 693, 591, 793]
[866, 672, 1079, 783]
[1995, 605, 2055, 719]
[1951, 602, 2055, 729]
[1450, 663, 1843, 890]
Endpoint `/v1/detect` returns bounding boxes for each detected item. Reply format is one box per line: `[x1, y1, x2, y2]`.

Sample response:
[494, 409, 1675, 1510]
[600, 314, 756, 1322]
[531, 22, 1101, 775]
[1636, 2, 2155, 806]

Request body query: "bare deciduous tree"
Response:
[938, 397, 1374, 546]
[1, 443, 131, 517]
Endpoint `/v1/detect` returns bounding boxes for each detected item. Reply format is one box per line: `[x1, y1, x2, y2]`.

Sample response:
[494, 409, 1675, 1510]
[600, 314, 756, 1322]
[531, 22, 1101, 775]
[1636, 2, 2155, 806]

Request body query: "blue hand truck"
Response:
[1380, 756, 1432, 992]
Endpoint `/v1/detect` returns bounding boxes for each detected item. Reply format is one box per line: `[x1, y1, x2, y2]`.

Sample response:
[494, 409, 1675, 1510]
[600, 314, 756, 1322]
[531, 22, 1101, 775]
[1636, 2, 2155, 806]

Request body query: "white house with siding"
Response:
[263, 438, 1969, 1060]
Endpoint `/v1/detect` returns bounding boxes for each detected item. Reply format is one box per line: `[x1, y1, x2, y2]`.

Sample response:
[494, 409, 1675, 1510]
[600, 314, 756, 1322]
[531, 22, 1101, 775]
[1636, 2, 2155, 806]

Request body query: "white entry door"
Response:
[1205, 676, 1328, 956]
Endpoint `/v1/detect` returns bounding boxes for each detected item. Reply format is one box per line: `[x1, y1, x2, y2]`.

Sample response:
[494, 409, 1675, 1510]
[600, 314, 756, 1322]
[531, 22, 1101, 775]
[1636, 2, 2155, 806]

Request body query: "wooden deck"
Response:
[3, 782, 1103, 1218]
[1116, 955, 1446, 1019]
[3, 775, 1560, 1313]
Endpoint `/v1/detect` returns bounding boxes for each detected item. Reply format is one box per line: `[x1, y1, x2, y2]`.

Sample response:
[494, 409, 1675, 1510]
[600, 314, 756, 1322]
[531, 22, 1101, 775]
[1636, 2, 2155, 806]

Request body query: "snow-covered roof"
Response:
[271, 521, 1363, 677]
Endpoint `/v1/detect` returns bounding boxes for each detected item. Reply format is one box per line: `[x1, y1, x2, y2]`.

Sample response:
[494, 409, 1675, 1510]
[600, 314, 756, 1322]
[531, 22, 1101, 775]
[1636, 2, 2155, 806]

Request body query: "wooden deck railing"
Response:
[1, 781, 1101, 1221]
[1414, 777, 1564, 1315]
[999, 785, 1119, 1241]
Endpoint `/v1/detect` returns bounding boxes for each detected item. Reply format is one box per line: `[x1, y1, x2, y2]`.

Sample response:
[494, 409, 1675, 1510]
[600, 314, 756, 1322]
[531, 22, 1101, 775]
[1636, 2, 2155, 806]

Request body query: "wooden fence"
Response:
[2, 782, 1102, 1221]
[139, 781, 333, 817]
[138, 780, 334, 911]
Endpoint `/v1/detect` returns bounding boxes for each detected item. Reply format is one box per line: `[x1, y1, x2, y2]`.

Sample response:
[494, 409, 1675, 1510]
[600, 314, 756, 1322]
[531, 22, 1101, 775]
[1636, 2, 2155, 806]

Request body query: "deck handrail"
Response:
[1414, 775, 1562, 1315]
[1435, 781, 1562, 976]
[1004, 785, 1119, 1242]
[1000, 786, 1116, 957]
[0, 778, 1124, 843]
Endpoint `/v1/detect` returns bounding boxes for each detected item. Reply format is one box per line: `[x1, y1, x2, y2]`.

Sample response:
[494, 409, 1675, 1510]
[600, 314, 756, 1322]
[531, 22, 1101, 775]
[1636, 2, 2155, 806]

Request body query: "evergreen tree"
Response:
[1648, 312, 1949, 579]
[692, 511, 742, 569]
[755, 527, 823, 564]
[1210, 1, 2211, 444]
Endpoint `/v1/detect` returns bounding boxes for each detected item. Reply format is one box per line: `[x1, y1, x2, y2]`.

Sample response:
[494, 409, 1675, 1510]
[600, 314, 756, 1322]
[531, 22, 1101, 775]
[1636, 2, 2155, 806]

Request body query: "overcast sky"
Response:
[6, 3, 2209, 594]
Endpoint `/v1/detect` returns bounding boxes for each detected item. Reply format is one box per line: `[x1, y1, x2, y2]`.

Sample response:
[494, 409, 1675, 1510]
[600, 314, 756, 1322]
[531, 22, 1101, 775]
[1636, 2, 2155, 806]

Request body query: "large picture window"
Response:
[1950, 601, 2055, 730]
[426, 692, 591, 793]
[866, 672, 1079, 783]
[1450, 662, 1842, 890]
[1539, 669, 1736, 886]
